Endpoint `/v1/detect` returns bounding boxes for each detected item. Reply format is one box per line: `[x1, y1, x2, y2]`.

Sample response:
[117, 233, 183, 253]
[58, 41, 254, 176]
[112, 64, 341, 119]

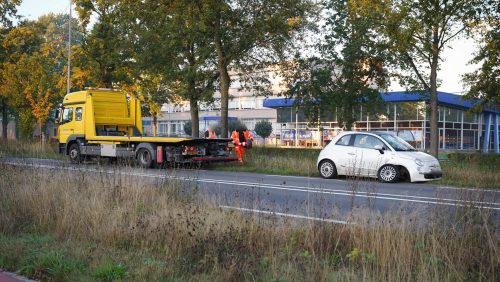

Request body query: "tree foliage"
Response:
[463, 14, 500, 109]
[74, 0, 132, 88]
[119, 0, 217, 138]
[286, 0, 387, 130]
[379, 0, 484, 156]
[203, 0, 314, 137]
[0, 0, 21, 28]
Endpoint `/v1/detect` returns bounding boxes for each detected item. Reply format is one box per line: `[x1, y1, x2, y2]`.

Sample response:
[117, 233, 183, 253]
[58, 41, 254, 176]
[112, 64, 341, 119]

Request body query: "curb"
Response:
[0, 270, 36, 282]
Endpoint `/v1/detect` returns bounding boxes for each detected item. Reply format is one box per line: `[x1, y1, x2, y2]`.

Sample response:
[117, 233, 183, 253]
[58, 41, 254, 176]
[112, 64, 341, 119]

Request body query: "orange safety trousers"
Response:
[234, 145, 245, 164]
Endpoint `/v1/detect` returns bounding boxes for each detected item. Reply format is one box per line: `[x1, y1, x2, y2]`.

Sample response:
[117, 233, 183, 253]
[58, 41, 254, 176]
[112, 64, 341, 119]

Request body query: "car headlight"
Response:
[415, 159, 424, 166]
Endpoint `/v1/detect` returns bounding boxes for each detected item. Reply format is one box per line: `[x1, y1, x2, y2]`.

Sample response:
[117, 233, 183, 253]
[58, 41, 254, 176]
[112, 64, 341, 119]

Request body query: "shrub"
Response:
[183, 120, 192, 136]
[254, 120, 273, 145]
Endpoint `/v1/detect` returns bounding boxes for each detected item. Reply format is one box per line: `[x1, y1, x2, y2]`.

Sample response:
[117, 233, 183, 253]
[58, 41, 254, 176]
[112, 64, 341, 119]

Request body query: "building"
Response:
[263, 91, 500, 153]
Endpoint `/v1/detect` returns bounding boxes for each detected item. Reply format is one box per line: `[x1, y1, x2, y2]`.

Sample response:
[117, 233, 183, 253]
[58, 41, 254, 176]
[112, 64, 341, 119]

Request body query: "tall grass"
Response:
[0, 165, 498, 281]
[0, 140, 62, 160]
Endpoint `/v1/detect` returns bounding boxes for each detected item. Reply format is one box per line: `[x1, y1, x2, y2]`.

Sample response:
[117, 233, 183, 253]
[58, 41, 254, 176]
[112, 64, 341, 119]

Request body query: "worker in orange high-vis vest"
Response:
[231, 127, 253, 164]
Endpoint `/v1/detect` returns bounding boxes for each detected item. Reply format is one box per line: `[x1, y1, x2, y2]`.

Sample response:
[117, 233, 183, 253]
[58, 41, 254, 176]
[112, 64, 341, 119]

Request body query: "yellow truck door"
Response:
[58, 106, 74, 144]
[59, 105, 85, 144]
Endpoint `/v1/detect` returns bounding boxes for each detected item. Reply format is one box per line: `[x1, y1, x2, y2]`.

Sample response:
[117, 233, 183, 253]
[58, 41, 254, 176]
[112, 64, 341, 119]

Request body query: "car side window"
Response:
[62, 107, 73, 124]
[353, 134, 384, 149]
[335, 135, 352, 146]
[75, 107, 83, 121]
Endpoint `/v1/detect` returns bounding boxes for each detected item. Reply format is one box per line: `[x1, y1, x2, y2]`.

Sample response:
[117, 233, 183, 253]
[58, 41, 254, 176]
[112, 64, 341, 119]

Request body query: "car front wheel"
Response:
[378, 164, 400, 183]
[319, 160, 337, 179]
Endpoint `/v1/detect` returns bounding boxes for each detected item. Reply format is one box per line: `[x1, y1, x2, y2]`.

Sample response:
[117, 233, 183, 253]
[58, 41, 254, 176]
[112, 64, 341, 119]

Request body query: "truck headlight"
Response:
[415, 159, 424, 166]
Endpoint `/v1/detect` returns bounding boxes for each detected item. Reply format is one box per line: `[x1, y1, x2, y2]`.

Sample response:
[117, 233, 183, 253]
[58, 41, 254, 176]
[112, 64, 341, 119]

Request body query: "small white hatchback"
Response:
[317, 131, 442, 183]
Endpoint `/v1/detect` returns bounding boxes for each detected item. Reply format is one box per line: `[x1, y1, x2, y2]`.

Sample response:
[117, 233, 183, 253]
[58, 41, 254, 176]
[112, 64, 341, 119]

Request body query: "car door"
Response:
[352, 134, 389, 177]
[330, 134, 357, 175]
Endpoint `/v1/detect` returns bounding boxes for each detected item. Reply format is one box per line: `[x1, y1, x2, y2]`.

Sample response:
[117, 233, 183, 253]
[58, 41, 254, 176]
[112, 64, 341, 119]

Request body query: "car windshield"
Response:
[379, 134, 416, 151]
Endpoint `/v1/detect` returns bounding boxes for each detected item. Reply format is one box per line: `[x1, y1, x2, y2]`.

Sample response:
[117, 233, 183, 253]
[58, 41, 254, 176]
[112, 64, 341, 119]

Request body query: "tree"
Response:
[254, 120, 273, 146]
[1, 14, 78, 140]
[183, 120, 192, 136]
[0, 0, 21, 28]
[117, 0, 217, 138]
[380, 0, 484, 156]
[463, 18, 500, 109]
[203, 0, 314, 137]
[286, 0, 388, 130]
[0, 0, 21, 139]
[74, 0, 132, 88]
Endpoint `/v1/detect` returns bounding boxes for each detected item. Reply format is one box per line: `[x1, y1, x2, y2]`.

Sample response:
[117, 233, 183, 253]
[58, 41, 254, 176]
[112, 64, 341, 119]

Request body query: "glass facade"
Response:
[278, 101, 499, 151]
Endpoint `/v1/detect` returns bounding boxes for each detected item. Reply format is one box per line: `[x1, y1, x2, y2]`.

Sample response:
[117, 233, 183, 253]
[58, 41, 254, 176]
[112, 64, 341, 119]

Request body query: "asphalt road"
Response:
[1, 157, 499, 225]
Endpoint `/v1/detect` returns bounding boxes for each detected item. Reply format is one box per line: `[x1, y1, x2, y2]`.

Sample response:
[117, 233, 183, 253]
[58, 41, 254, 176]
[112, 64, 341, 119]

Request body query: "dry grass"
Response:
[0, 140, 62, 160]
[0, 165, 498, 281]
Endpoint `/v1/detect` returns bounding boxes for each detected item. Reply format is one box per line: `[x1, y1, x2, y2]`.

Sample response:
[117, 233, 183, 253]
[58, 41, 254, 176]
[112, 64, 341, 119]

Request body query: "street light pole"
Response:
[67, 0, 72, 94]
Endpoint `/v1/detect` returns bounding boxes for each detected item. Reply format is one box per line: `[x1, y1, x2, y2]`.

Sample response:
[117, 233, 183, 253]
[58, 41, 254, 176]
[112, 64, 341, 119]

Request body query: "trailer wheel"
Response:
[68, 143, 81, 164]
[137, 148, 153, 168]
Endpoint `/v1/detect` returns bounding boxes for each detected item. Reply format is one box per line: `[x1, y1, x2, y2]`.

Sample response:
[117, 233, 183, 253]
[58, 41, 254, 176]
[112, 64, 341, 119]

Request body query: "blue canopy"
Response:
[263, 91, 500, 114]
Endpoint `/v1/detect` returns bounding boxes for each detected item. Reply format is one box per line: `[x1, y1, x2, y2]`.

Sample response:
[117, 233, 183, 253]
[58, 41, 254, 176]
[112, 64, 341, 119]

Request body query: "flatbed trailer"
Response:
[56, 89, 236, 167]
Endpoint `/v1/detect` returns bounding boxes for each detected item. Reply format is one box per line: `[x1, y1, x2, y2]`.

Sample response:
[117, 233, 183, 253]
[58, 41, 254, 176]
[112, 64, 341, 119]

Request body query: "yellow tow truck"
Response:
[56, 89, 236, 167]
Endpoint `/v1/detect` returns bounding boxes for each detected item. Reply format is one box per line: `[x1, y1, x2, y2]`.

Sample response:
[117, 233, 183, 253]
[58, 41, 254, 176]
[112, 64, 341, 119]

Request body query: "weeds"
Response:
[0, 165, 498, 281]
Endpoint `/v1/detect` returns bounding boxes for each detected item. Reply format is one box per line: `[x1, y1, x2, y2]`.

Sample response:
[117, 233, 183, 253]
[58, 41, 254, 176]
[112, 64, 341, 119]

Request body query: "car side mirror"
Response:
[374, 144, 384, 154]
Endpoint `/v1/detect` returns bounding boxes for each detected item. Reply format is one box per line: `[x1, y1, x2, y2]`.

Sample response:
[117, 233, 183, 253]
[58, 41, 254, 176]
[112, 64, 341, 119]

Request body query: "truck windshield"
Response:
[62, 107, 73, 124]
[379, 134, 416, 151]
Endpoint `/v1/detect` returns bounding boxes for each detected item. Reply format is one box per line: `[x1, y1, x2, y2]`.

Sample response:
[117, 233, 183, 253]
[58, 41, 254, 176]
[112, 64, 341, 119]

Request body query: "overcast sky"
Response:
[18, 0, 480, 94]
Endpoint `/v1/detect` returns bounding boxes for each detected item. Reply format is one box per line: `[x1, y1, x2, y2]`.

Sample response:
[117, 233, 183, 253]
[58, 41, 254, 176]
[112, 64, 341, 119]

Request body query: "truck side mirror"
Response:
[54, 109, 60, 124]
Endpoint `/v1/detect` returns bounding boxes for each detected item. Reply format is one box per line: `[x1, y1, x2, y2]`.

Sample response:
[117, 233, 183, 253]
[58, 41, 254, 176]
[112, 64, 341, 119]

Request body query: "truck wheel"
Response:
[137, 148, 153, 168]
[68, 143, 81, 164]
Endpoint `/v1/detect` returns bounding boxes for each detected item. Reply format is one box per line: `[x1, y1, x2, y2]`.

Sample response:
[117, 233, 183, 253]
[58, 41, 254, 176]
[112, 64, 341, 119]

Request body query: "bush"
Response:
[183, 120, 192, 136]
[254, 120, 273, 144]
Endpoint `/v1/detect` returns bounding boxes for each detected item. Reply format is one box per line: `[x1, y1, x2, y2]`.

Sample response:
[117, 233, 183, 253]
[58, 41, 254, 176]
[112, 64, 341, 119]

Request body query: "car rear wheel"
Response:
[378, 164, 400, 183]
[319, 160, 337, 179]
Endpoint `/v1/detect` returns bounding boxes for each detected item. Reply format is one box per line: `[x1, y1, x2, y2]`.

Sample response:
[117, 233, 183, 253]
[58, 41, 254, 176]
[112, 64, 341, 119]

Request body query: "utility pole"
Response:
[67, 0, 72, 94]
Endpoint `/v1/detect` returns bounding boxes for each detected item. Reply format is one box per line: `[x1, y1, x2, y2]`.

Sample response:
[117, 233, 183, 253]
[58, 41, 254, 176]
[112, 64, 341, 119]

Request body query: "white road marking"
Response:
[219, 205, 349, 224]
[3, 161, 500, 211]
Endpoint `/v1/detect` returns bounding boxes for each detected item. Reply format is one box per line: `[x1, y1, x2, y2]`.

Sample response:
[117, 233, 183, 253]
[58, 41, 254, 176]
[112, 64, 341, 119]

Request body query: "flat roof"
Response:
[263, 91, 500, 114]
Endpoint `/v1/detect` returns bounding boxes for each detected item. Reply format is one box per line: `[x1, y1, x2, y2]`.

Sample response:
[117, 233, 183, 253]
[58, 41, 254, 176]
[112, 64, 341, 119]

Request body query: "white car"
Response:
[317, 131, 442, 183]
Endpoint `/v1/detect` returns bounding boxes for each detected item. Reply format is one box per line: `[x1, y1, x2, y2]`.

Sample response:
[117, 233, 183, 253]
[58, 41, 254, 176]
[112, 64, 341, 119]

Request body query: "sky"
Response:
[17, 0, 481, 94]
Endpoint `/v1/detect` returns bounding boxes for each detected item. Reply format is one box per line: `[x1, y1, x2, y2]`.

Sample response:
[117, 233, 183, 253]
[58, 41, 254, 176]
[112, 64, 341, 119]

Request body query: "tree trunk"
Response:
[429, 28, 440, 157]
[153, 115, 157, 136]
[1, 98, 8, 140]
[215, 23, 230, 138]
[190, 98, 199, 138]
[40, 121, 46, 146]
